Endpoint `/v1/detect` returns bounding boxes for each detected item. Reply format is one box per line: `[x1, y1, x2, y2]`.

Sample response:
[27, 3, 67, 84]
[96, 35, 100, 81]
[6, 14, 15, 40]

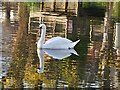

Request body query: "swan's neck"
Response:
[37, 49, 44, 73]
[39, 27, 46, 48]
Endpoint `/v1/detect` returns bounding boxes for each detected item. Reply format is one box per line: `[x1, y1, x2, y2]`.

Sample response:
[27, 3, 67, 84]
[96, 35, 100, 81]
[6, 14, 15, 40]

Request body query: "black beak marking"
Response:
[40, 26, 42, 29]
[37, 68, 40, 69]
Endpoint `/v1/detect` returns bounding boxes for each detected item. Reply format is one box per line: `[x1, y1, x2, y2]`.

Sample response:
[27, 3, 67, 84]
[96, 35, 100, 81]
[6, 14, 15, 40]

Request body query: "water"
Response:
[0, 2, 120, 89]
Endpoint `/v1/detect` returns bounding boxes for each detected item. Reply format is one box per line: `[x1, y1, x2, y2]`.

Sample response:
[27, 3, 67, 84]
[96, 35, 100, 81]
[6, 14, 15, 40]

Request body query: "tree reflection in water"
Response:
[1, 2, 120, 89]
[3, 3, 30, 88]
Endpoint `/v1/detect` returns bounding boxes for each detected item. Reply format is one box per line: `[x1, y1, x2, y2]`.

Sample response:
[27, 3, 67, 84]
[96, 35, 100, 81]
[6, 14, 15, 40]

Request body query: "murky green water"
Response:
[0, 2, 120, 89]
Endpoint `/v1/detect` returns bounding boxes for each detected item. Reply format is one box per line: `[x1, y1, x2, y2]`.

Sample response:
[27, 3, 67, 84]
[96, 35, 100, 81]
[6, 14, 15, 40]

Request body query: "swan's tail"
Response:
[69, 40, 80, 49]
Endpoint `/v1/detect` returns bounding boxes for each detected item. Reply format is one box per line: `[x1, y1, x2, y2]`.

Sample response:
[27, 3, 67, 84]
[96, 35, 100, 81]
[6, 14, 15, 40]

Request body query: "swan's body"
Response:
[39, 36, 80, 49]
[37, 24, 80, 49]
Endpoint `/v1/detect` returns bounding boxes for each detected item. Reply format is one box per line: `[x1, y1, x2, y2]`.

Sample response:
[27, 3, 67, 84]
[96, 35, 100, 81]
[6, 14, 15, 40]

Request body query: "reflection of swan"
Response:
[37, 48, 79, 73]
[44, 49, 78, 59]
[37, 49, 44, 73]
[37, 24, 80, 49]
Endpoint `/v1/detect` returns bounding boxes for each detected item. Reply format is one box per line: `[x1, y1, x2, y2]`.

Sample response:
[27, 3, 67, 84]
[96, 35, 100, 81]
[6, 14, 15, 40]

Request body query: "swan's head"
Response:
[39, 24, 46, 30]
[37, 68, 44, 74]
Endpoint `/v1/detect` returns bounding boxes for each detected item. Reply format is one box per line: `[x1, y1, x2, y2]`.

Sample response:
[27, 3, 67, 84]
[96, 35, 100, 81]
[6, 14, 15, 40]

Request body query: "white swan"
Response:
[37, 24, 80, 49]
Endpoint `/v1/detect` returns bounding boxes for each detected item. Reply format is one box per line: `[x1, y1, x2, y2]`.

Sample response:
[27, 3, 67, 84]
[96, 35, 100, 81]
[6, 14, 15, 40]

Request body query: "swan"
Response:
[37, 24, 80, 49]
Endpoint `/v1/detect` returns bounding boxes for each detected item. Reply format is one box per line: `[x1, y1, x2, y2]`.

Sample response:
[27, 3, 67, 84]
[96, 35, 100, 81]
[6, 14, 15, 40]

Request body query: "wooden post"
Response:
[65, 1, 68, 12]
[53, 0, 56, 12]
[77, 2, 82, 16]
[40, 1, 44, 12]
[5, 2, 10, 19]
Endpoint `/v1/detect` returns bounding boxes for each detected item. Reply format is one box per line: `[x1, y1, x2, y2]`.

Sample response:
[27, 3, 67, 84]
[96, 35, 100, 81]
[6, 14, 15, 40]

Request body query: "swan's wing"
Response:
[45, 37, 72, 44]
[44, 37, 72, 49]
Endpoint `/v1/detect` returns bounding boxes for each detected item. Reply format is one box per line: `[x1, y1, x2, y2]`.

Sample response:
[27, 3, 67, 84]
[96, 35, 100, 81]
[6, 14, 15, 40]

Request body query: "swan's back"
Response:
[43, 37, 79, 49]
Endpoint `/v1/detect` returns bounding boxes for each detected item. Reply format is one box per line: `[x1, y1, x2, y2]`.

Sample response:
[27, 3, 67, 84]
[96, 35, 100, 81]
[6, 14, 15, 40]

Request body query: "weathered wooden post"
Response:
[5, 2, 10, 18]
[40, 1, 44, 12]
[53, 0, 56, 12]
[115, 23, 120, 49]
[65, 1, 68, 12]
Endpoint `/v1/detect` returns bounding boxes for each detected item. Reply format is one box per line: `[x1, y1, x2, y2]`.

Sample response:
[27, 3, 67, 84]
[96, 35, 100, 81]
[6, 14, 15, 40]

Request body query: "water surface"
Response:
[0, 2, 120, 89]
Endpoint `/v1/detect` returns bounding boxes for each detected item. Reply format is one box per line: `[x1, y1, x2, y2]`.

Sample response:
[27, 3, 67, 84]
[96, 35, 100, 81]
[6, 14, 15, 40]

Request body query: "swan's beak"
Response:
[40, 26, 42, 30]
